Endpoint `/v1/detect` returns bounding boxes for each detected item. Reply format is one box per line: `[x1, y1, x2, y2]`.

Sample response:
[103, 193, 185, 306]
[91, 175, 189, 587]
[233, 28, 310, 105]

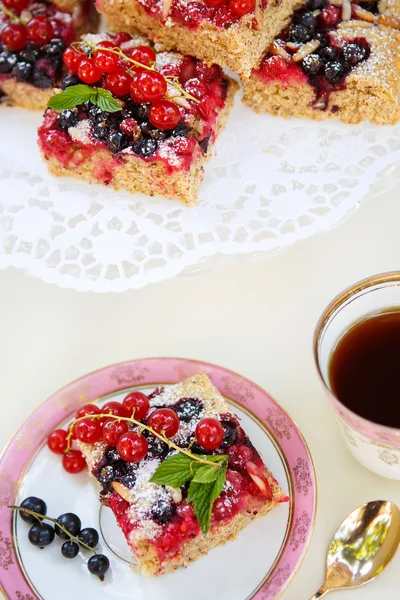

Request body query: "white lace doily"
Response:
[1, 96, 399, 292]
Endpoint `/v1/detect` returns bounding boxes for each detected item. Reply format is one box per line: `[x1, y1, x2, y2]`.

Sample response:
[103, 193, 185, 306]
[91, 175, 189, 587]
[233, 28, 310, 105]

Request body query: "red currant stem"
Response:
[70, 41, 200, 104]
[8, 506, 98, 553]
[0, 5, 25, 23]
[65, 412, 225, 467]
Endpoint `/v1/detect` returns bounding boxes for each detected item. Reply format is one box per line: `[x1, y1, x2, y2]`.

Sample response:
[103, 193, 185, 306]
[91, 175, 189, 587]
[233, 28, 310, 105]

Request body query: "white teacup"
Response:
[314, 272, 400, 480]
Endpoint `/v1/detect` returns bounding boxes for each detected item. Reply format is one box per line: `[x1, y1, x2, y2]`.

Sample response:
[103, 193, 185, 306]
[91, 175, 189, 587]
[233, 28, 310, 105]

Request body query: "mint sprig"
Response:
[150, 453, 228, 535]
[47, 85, 122, 112]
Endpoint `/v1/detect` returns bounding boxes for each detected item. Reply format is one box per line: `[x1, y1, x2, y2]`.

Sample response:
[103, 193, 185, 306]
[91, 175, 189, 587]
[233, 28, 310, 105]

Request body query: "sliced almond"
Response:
[246, 461, 273, 500]
[312, 8, 321, 15]
[378, 0, 388, 12]
[378, 13, 400, 28]
[330, 0, 343, 7]
[353, 4, 375, 21]
[341, 0, 352, 20]
[253, 0, 263, 30]
[112, 481, 133, 503]
[293, 39, 320, 62]
[286, 41, 301, 50]
[339, 19, 373, 26]
[161, 0, 173, 18]
[269, 41, 292, 61]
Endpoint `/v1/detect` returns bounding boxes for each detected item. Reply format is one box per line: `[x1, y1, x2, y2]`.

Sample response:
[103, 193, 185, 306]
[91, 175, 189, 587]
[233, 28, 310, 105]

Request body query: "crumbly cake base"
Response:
[243, 24, 400, 124]
[41, 79, 237, 204]
[98, 0, 301, 76]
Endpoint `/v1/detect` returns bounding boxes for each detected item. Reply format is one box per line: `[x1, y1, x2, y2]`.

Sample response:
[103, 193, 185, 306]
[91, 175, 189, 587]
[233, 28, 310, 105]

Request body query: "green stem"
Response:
[0, 5, 24, 22]
[67, 413, 225, 468]
[8, 506, 97, 553]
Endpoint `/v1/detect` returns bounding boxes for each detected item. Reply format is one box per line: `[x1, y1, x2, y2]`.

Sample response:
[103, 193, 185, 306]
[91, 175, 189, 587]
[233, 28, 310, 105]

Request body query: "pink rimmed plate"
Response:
[0, 358, 316, 600]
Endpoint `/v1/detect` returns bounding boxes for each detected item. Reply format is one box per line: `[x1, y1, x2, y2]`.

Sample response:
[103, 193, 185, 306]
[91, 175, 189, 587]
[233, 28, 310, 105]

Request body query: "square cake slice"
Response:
[0, 0, 98, 110]
[242, 0, 400, 124]
[98, 0, 301, 76]
[77, 373, 289, 576]
[38, 32, 238, 204]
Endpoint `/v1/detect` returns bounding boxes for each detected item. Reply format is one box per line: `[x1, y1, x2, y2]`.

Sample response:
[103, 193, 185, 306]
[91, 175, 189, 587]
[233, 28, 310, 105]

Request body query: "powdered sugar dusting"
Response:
[68, 119, 91, 144]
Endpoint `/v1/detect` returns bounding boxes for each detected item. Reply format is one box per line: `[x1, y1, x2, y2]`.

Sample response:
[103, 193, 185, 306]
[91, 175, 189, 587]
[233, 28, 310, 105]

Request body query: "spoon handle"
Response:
[309, 587, 329, 599]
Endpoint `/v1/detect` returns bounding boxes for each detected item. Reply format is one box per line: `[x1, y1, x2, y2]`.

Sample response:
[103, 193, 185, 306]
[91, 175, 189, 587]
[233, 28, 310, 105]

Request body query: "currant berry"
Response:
[204, 0, 227, 7]
[78, 58, 102, 84]
[29, 523, 55, 548]
[63, 47, 83, 72]
[94, 49, 118, 73]
[114, 32, 131, 45]
[129, 77, 146, 103]
[122, 391, 150, 420]
[148, 408, 180, 437]
[75, 404, 100, 419]
[47, 429, 68, 454]
[102, 418, 129, 445]
[88, 554, 110, 579]
[1, 24, 27, 51]
[98, 40, 115, 49]
[3, 0, 29, 12]
[61, 540, 79, 558]
[229, 0, 255, 16]
[135, 70, 167, 102]
[126, 45, 156, 66]
[74, 417, 103, 443]
[117, 432, 148, 462]
[26, 16, 54, 45]
[179, 57, 197, 83]
[148, 100, 181, 130]
[63, 450, 86, 474]
[78, 527, 99, 549]
[102, 401, 129, 418]
[20, 497, 47, 523]
[195, 418, 224, 450]
[104, 69, 132, 97]
[55, 512, 81, 539]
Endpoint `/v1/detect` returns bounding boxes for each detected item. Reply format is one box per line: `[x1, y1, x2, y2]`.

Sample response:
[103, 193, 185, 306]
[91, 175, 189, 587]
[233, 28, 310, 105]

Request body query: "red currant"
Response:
[102, 401, 129, 418]
[102, 418, 129, 445]
[1, 24, 27, 51]
[126, 45, 156, 67]
[74, 417, 103, 444]
[104, 69, 132, 97]
[78, 58, 103, 84]
[3, 0, 29, 12]
[122, 391, 150, 420]
[26, 16, 54, 45]
[196, 418, 224, 450]
[63, 47, 83, 72]
[47, 429, 68, 455]
[137, 70, 167, 102]
[229, 0, 255, 15]
[196, 62, 222, 82]
[63, 450, 86, 474]
[117, 432, 148, 462]
[184, 77, 208, 100]
[98, 40, 115, 48]
[94, 49, 119, 73]
[148, 408, 180, 438]
[148, 100, 181, 130]
[130, 77, 146, 103]
[198, 95, 215, 120]
[179, 57, 197, 83]
[203, 0, 228, 7]
[75, 404, 100, 419]
[319, 5, 340, 26]
[114, 32, 131, 45]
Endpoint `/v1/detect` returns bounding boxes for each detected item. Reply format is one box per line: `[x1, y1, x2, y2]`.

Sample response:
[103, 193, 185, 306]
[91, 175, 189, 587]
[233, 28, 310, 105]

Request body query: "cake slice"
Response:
[76, 373, 289, 576]
[242, 0, 400, 124]
[98, 0, 301, 77]
[0, 0, 98, 110]
[38, 32, 238, 204]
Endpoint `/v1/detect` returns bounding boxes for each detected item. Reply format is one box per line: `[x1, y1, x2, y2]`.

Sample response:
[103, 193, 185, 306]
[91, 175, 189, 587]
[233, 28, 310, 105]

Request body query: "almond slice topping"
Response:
[341, 0, 352, 20]
[112, 481, 133, 503]
[339, 19, 373, 26]
[378, 0, 388, 12]
[378, 13, 400, 28]
[246, 461, 273, 500]
[253, 0, 263, 31]
[269, 41, 292, 61]
[353, 4, 375, 21]
[293, 39, 320, 62]
[161, 0, 173, 18]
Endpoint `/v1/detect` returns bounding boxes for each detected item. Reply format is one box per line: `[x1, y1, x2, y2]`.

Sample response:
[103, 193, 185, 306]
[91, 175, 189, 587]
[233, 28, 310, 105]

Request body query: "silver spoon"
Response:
[310, 500, 400, 599]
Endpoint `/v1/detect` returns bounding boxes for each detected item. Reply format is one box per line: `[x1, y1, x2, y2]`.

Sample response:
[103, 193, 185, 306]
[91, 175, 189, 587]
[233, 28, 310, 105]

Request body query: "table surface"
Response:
[1, 182, 399, 600]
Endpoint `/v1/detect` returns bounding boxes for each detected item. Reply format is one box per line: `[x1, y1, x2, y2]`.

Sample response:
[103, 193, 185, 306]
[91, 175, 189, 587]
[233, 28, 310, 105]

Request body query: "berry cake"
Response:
[242, 0, 400, 124]
[38, 33, 238, 204]
[75, 373, 288, 576]
[97, 0, 301, 76]
[0, 0, 98, 109]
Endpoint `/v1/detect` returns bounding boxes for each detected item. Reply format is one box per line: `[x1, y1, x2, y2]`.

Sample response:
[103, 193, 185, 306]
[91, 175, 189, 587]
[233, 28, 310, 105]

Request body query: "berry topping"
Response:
[203, 0, 228, 7]
[102, 418, 129, 445]
[319, 5, 341, 26]
[301, 53, 323, 75]
[221, 422, 238, 447]
[126, 45, 156, 66]
[117, 431, 149, 462]
[78, 527, 99, 549]
[29, 523, 55, 548]
[148, 100, 181, 130]
[134, 70, 167, 102]
[142, 431, 169, 459]
[0, 50, 18, 73]
[74, 417, 103, 444]
[107, 131, 129, 153]
[151, 498, 177, 524]
[195, 418, 224, 450]
[245, 461, 273, 499]
[62, 450, 86, 474]
[132, 137, 158, 157]
[104, 69, 132, 97]
[3, 0, 29, 11]
[55, 513, 82, 539]
[47, 429, 68, 454]
[75, 404, 100, 419]
[318, 46, 336, 63]
[94, 49, 119, 73]
[295, 10, 317, 31]
[88, 554, 110, 579]
[289, 23, 312, 43]
[102, 401, 130, 418]
[26, 16, 54, 45]
[61, 540, 79, 558]
[59, 109, 78, 132]
[20, 497, 47, 523]
[98, 465, 116, 484]
[229, 0, 255, 16]
[122, 391, 150, 420]
[174, 398, 203, 422]
[78, 58, 103, 84]
[61, 74, 81, 89]
[11, 61, 32, 81]
[341, 42, 368, 66]
[148, 408, 180, 437]
[63, 47, 83, 73]
[324, 60, 345, 83]
[1, 24, 27, 51]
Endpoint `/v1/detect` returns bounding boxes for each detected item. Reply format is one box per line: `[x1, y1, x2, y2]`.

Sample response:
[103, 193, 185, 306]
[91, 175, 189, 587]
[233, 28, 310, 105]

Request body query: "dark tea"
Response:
[329, 310, 400, 428]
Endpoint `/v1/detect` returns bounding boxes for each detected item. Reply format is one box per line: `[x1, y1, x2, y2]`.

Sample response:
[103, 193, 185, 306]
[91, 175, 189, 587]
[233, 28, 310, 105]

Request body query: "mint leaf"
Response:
[192, 464, 222, 484]
[188, 467, 227, 535]
[150, 453, 194, 487]
[94, 89, 122, 113]
[47, 85, 96, 110]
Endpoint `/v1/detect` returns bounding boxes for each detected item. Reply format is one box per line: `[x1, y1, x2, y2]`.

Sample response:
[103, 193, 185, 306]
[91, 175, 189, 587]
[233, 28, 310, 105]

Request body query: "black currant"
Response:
[301, 53, 323, 75]
[20, 497, 47, 524]
[221, 423, 238, 447]
[61, 540, 79, 559]
[132, 137, 158, 157]
[55, 513, 81, 540]
[12, 61, 33, 82]
[341, 43, 367, 66]
[107, 131, 129, 153]
[318, 46, 336, 64]
[151, 498, 176, 524]
[324, 61, 345, 84]
[61, 74, 80, 90]
[289, 23, 312, 44]
[78, 527, 99, 549]
[88, 554, 110, 579]
[173, 398, 203, 422]
[59, 109, 78, 132]
[29, 523, 55, 548]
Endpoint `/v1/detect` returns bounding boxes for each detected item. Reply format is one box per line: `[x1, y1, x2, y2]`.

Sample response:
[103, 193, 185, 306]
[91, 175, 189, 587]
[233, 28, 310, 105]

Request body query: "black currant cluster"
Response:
[0, 38, 65, 88]
[13, 496, 110, 580]
[56, 82, 191, 159]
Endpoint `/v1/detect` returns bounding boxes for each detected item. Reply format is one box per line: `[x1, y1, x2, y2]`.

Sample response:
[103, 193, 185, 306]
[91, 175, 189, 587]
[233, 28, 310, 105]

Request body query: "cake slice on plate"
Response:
[38, 32, 238, 204]
[242, 0, 400, 124]
[76, 373, 289, 576]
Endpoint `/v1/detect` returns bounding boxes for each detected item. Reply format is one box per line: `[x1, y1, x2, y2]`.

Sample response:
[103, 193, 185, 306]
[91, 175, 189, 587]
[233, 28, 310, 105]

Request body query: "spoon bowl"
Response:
[310, 500, 400, 599]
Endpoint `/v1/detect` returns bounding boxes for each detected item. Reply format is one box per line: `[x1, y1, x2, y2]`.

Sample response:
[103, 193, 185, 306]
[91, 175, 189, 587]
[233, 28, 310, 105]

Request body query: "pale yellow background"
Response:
[1, 184, 399, 599]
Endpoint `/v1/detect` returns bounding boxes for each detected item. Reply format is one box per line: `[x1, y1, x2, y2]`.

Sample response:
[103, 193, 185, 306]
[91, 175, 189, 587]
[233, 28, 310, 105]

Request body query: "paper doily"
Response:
[1, 96, 399, 292]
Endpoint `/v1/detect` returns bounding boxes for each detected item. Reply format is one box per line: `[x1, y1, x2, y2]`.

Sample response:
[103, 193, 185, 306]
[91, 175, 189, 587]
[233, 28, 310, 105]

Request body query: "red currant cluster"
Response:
[63, 41, 183, 130]
[0, 0, 55, 52]
[203, 0, 256, 16]
[48, 391, 227, 472]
